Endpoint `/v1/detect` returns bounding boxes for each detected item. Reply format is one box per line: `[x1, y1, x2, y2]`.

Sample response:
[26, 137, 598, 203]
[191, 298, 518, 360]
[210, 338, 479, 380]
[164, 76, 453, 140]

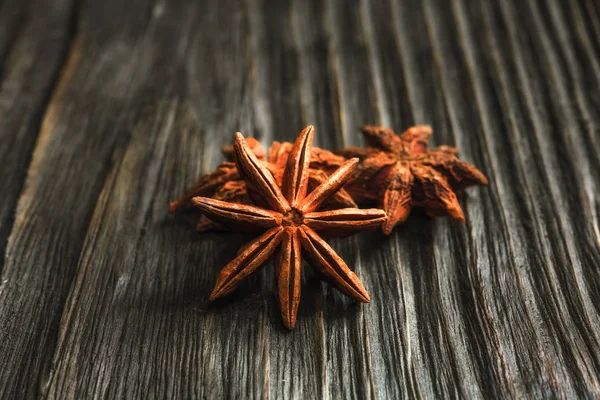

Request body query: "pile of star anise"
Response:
[171, 125, 487, 329]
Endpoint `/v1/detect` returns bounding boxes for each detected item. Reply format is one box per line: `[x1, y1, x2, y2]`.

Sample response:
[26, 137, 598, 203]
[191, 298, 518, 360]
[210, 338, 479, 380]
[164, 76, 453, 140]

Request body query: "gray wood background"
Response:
[0, 0, 599, 398]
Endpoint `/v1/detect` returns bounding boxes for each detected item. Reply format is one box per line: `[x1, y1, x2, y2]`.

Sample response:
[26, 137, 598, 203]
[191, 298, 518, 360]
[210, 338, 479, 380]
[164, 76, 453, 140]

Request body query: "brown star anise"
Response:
[169, 137, 355, 232]
[193, 126, 387, 329]
[339, 125, 488, 235]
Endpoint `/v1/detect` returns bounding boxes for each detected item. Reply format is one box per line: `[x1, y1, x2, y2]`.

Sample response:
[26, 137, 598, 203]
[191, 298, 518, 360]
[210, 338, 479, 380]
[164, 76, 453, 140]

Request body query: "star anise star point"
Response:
[341, 125, 488, 235]
[193, 126, 386, 329]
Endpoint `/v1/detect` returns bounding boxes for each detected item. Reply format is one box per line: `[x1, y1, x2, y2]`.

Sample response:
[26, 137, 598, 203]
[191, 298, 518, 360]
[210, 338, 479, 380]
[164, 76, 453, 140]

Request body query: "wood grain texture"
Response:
[0, 1, 76, 395]
[0, 0, 599, 398]
[0, 0, 75, 268]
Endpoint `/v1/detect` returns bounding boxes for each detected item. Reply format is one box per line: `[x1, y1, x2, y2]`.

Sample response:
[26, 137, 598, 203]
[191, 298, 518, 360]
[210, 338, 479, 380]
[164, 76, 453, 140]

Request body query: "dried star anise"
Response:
[169, 137, 355, 232]
[193, 126, 387, 329]
[339, 125, 488, 235]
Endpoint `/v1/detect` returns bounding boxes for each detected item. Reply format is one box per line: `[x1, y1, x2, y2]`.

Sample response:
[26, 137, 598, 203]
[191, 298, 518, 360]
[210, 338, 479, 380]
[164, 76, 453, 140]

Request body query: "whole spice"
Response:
[170, 138, 355, 232]
[193, 126, 387, 329]
[339, 125, 488, 234]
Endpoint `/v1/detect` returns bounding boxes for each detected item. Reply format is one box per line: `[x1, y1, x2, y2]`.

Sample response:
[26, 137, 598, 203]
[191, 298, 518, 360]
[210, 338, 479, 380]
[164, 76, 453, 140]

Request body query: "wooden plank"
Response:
[365, 1, 476, 397]
[248, 1, 324, 398]
[293, 1, 374, 398]
[247, 0, 305, 145]
[324, 0, 380, 145]
[425, 0, 600, 396]
[0, 0, 74, 267]
[0, 0, 26, 67]
[415, 0, 539, 396]
[0, 0, 75, 395]
[0, 0, 599, 398]
[44, 1, 269, 398]
[0, 0, 183, 396]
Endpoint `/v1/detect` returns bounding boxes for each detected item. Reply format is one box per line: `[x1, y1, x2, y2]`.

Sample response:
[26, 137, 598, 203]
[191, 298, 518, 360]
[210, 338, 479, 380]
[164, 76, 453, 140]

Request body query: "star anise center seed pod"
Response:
[282, 208, 304, 226]
[340, 125, 488, 235]
[193, 126, 387, 329]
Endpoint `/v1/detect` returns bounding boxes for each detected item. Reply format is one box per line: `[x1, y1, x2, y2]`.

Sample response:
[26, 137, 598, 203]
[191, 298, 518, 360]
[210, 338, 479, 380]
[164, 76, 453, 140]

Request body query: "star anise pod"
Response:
[339, 125, 488, 235]
[169, 137, 356, 231]
[193, 126, 387, 329]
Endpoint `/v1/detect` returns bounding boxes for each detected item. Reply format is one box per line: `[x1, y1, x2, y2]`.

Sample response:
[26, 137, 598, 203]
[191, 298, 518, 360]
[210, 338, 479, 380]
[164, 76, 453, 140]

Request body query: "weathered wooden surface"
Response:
[0, 0, 599, 398]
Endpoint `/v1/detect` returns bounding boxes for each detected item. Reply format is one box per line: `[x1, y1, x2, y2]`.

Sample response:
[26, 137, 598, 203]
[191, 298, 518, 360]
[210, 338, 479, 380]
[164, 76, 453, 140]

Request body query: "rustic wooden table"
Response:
[1, 0, 599, 398]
